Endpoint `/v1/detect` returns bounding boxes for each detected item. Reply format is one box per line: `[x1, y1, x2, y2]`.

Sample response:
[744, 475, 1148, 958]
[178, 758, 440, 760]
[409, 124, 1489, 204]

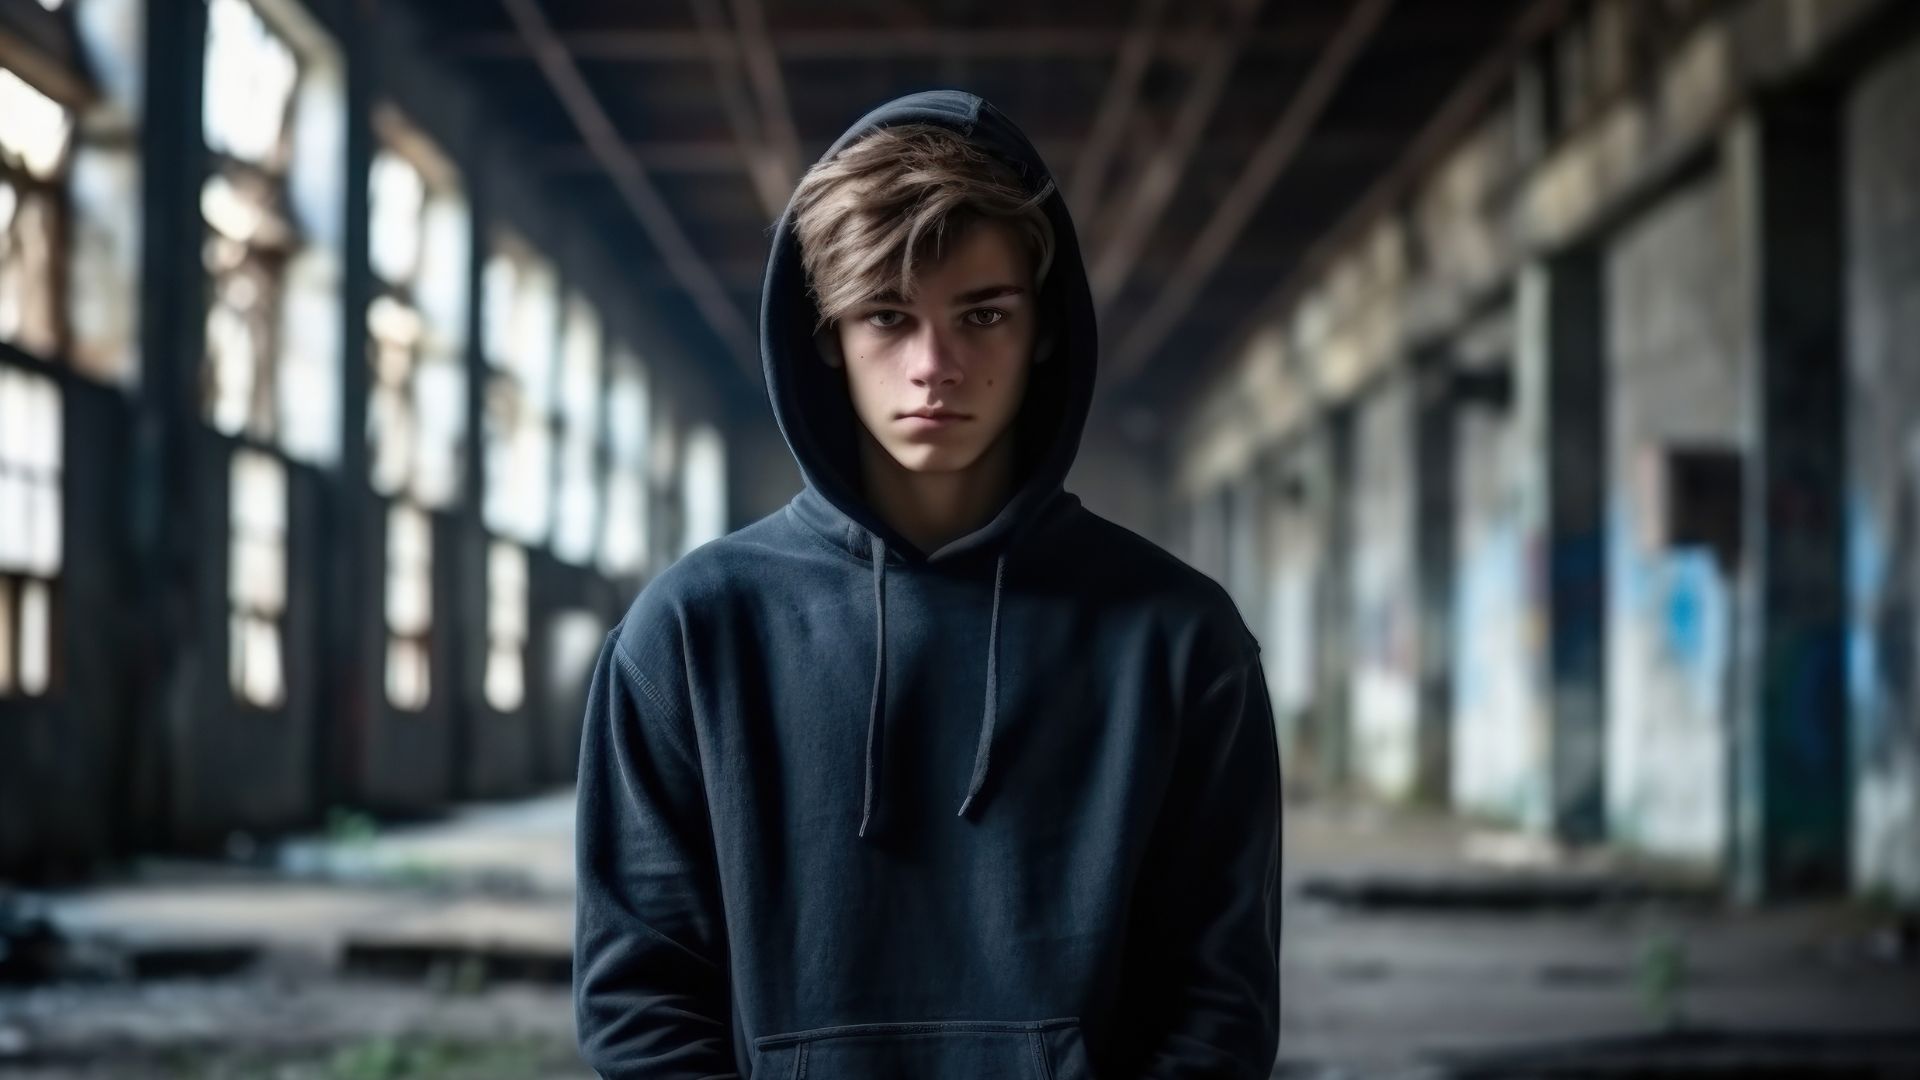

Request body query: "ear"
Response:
[813, 325, 844, 369]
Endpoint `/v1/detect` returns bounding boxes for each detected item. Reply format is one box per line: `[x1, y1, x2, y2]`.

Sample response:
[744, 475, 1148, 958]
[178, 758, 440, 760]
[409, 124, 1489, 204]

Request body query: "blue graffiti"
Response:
[1663, 551, 1716, 670]
[1848, 495, 1886, 750]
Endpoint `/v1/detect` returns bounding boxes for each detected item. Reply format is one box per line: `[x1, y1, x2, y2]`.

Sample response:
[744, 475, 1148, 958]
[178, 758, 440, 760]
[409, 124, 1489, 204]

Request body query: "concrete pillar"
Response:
[1728, 98, 1850, 901]
[1225, 467, 1270, 641]
[128, 0, 211, 849]
[1413, 351, 1457, 807]
[452, 124, 491, 802]
[1313, 406, 1356, 796]
[1188, 484, 1231, 587]
[320, 8, 380, 809]
[1517, 252, 1608, 845]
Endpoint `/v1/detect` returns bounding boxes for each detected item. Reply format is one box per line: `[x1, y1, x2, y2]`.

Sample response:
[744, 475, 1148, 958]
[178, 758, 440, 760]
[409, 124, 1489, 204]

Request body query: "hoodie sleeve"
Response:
[574, 625, 741, 1080]
[1125, 652, 1284, 1079]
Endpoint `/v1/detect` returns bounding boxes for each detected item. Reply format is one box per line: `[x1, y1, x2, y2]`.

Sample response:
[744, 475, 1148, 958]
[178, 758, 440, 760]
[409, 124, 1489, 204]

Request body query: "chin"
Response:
[885, 443, 983, 474]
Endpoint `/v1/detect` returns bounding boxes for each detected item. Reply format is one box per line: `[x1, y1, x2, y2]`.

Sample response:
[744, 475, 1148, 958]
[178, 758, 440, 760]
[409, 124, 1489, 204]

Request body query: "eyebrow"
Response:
[860, 284, 1027, 307]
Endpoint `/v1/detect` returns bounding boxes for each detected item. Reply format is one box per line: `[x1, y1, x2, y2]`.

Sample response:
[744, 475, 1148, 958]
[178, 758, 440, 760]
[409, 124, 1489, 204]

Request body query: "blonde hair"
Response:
[789, 123, 1055, 332]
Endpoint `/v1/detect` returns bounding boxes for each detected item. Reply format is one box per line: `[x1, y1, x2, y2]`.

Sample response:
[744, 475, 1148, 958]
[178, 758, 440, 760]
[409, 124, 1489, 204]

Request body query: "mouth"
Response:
[897, 408, 971, 423]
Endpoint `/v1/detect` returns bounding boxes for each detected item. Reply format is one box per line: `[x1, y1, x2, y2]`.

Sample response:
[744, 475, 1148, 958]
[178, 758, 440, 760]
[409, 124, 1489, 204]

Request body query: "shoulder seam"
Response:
[1198, 653, 1260, 706]
[610, 636, 701, 772]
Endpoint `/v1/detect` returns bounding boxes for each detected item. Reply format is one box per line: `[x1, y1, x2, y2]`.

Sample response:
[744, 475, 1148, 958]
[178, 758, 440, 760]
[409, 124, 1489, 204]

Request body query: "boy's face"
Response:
[833, 219, 1038, 477]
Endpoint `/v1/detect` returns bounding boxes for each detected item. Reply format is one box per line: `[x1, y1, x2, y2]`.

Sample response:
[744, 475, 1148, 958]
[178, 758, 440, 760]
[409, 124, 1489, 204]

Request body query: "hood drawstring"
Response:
[858, 532, 888, 838]
[856, 530, 1010, 840]
[958, 550, 1006, 820]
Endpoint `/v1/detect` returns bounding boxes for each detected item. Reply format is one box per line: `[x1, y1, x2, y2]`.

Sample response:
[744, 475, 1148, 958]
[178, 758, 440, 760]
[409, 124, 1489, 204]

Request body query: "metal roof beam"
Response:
[500, 0, 758, 377]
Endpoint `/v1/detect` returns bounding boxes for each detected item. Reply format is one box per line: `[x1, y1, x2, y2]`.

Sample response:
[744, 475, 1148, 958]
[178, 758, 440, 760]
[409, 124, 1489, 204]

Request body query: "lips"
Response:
[899, 408, 970, 421]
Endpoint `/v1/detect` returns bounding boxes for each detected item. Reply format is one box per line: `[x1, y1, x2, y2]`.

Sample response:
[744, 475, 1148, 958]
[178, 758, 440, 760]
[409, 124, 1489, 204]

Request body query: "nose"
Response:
[904, 322, 963, 389]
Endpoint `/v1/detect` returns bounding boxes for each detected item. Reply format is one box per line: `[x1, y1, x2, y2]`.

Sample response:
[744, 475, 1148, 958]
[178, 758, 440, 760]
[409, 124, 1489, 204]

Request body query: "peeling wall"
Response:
[1603, 173, 1749, 865]
[1347, 375, 1420, 801]
[1449, 324, 1542, 828]
[1846, 34, 1920, 903]
[1262, 439, 1325, 778]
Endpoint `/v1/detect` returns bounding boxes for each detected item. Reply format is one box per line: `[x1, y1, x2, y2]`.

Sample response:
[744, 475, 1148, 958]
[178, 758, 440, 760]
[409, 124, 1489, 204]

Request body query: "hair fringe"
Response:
[790, 124, 1057, 333]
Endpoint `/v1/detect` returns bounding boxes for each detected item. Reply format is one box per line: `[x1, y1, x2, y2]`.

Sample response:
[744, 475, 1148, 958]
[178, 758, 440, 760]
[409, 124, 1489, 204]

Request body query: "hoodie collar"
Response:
[760, 90, 1098, 840]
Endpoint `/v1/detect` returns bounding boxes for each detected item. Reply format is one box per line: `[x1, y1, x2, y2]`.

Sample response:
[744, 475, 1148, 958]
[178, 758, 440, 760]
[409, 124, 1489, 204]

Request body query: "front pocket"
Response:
[750, 1016, 1092, 1080]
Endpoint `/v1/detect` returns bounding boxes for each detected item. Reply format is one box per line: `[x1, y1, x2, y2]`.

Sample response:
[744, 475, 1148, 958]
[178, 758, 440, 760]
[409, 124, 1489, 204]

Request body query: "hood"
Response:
[759, 90, 1098, 840]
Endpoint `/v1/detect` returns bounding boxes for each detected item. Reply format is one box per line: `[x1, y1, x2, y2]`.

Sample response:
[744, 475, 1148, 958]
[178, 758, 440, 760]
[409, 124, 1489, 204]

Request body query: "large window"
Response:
[368, 107, 466, 711]
[481, 231, 557, 546]
[201, 0, 344, 464]
[367, 105, 467, 510]
[0, 0, 142, 702]
[0, 368, 60, 697]
[1, 3, 143, 380]
[204, 0, 343, 710]
[201, 0, 299, 440]
[0, 67, 68, 698]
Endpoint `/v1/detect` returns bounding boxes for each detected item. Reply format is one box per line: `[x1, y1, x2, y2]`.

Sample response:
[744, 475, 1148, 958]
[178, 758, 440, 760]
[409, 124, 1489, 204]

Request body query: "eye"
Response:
[964, 308, 1007, 328]
[864, 310, 905, 329]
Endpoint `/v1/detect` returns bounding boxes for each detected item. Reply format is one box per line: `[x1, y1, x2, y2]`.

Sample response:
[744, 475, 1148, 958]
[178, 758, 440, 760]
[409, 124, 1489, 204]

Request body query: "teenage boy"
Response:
[575, 89, 1283, 1079]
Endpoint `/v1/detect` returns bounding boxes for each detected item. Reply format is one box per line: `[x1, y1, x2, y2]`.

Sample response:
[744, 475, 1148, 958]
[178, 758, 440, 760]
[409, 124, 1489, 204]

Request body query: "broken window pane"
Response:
[229, 448, 287, 708]
[0, 181, 61, 358]
[18, 577, 49, 696]
[552, 295, 601, 565]
[368, 293, 420, 497]
[277, 250, 342, 464]
[385, 502, 431, 635]
[203, 0, 344, 463]
[599, 348, 650, 576]
[367, 115, 467, 509]
[0, 367, 63, 578]
[278, 31, 345, 467]
[385, 501, 432, 711]
[385, 636, 429, 713]
[203, 0, 299, 167]
[66, 147, 142, 385]
[238, 611, 281, 708]
[204, 255, 280, 439]
[369, 149, 424, 286]
[410, 352, 463, 508]
[416, 196, 468, 350]
[3, 9, 141, 383]
[0, 68, 73, 180]
[481, 239, 556, 414]
[485, 540, 526, 712]
[481, 233, 557, 544]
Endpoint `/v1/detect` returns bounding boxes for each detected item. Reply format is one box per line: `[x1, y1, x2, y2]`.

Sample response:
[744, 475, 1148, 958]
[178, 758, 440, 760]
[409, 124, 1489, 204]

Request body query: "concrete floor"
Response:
[2, 792, 1917, 1077]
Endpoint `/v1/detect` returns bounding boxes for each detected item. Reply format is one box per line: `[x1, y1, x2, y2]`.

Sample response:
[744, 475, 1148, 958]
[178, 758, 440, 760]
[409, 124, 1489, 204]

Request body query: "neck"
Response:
[857, 429, 1018, 556]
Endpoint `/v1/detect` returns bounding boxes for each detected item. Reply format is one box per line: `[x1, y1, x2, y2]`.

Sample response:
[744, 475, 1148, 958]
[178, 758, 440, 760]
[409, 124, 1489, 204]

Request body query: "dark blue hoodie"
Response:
[574, 89, 1283, 1079]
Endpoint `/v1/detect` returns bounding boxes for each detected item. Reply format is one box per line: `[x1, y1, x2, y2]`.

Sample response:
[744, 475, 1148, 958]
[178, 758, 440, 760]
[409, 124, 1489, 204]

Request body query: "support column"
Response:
[321, 3, 379, 810]
[1226, 466, 1270, 641]
[1312, 406, 1355, 798]
[1413, 351, 1457, 807]
[1728, 97, 1849, 901]
[129, 0, 210, 850]
[1517, 252, 1608, 845]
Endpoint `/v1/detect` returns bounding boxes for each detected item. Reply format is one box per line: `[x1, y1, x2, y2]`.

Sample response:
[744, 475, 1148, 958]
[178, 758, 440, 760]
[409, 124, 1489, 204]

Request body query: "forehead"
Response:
[913, 219, 1032, 292]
